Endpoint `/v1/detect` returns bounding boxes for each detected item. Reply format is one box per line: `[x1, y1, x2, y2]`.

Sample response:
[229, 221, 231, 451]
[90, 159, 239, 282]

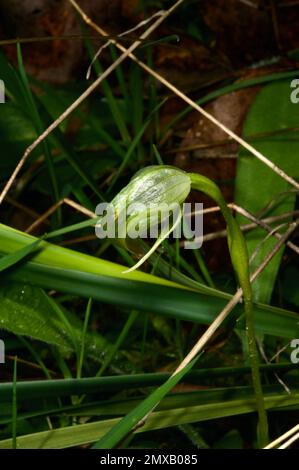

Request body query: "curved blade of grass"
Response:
[0, 382, 298, 424]
[17, 44, 60, 215]
[1, 389, 298, 449]
[108, 99, 167, 192]
[36, 79, 126, 160]
[12, 357, 17, 449]
[77, 298, 93, 379]
[0, 223, 179, 287]
[0, 363, 295, 402]
[85, 36, 131, 145]
[129, 63, 144, 160]
[0, 383, 294, 424]
[0, 238, 42, 272]
[94, 357, 198, 448]
[6, 263, 299, 338]
[1, 224, 299, 338]
[2, 382, 298, 427]
[109, 44, 130, 112]
[38, 105, 104, 201]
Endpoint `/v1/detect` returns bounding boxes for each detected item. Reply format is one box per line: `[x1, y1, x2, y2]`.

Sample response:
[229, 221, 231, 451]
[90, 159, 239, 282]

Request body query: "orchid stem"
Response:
[190, 173, 269, 447]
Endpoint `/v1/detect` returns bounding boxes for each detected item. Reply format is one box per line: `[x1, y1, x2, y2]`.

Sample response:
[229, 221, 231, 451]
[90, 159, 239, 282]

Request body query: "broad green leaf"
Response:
[0, 282, 72, 349]
[1, 223, 299, 339]
[235, 80, 299, 303]
[0, 281, 109, 357]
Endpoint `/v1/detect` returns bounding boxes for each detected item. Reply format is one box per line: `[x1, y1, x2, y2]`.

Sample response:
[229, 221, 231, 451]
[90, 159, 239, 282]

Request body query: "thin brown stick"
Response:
[237, 0, 259, 7]
[270, 0, 282, 50]
[254, 189, 298, 220]
[164, 126, 299, 155]
[189, 207, 299, 254]
[5, 196, 45, 222]
[270, 343, 289, 363]
[257, 339, 290, 394]
[0, 0, 185, 207]
[230, 205, 299, 254]
[172, 217, 299, 376]
[25, 198, 95, 234]
[249, 223, 287, 264]
[86, 10, 165, 79]
[250, 218, 299, 281]
[58, 234, 97, 246]
[0, 35, 153, 47]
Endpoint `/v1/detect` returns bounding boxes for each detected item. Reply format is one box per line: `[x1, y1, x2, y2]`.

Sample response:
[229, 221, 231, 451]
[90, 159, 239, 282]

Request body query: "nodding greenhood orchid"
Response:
[103, 164, 268, 447]
[108, 165, 191, 273]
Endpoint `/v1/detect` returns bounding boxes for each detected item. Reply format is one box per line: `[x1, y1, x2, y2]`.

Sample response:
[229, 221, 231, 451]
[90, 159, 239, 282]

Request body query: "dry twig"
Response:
[67, 0, 299, 191]
[0, 0, 185, 206]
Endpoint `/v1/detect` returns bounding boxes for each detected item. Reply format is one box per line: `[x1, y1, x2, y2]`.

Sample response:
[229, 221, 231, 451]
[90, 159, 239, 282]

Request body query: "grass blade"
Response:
[93, 358, 198, 448]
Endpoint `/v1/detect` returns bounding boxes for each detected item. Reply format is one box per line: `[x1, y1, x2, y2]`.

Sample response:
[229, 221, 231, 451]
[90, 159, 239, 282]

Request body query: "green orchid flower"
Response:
[103, 164, 268, 447]
[106, 166, 192, 272]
